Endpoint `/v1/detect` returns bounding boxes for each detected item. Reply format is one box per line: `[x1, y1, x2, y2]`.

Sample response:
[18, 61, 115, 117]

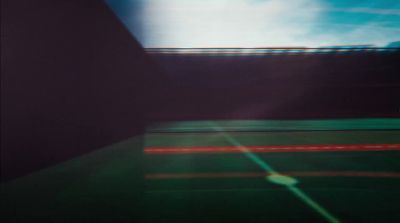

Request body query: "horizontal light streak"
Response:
[146, 171, 400, 180]
[145, 144, 400, 154]
[145, 47, 400, 55]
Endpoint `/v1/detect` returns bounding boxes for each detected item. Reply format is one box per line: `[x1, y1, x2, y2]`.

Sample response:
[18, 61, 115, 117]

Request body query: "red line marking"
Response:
[146, 171, 400, 180]
[145, 144, 400, 154]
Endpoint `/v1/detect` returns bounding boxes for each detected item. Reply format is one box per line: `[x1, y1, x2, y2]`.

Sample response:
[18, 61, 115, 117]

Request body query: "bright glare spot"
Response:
[267, 174, 298, 186]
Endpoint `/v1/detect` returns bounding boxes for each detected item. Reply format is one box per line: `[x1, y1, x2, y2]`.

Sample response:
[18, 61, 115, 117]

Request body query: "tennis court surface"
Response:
[2, 119, 400, 222]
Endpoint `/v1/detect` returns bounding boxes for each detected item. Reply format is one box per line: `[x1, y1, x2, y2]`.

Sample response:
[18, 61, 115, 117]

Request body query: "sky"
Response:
[106, 0, 400, 48]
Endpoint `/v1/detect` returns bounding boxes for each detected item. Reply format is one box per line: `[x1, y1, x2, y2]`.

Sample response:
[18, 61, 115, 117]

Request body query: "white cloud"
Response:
[137, 0, 399, 48]
[141, 0, 327, 47]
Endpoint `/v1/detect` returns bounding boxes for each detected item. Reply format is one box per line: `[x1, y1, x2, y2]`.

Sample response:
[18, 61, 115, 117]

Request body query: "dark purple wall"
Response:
[149, 52, 400, 121]
[2, 0, 399, 182]
[1, 0, 164, 181]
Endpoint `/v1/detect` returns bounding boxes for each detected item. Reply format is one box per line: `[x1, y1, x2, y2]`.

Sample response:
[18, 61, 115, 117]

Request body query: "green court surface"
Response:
[2, 119, 400, 223]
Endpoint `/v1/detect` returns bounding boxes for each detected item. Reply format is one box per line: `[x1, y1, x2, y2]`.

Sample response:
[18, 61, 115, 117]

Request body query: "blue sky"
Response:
[106, 0, 400, 48]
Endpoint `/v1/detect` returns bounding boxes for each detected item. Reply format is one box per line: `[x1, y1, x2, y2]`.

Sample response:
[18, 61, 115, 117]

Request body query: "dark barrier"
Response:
[147, 49, 400, 121]
[1, 0, 166, 181]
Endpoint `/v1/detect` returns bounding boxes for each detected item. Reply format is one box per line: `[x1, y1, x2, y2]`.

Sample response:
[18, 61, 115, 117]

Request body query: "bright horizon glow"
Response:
[106, 0, 400, 48]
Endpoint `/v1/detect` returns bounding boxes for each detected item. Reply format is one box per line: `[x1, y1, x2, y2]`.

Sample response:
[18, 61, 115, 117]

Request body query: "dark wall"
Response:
[1, 0, 163, 181]
[149, 52, 400, 120]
